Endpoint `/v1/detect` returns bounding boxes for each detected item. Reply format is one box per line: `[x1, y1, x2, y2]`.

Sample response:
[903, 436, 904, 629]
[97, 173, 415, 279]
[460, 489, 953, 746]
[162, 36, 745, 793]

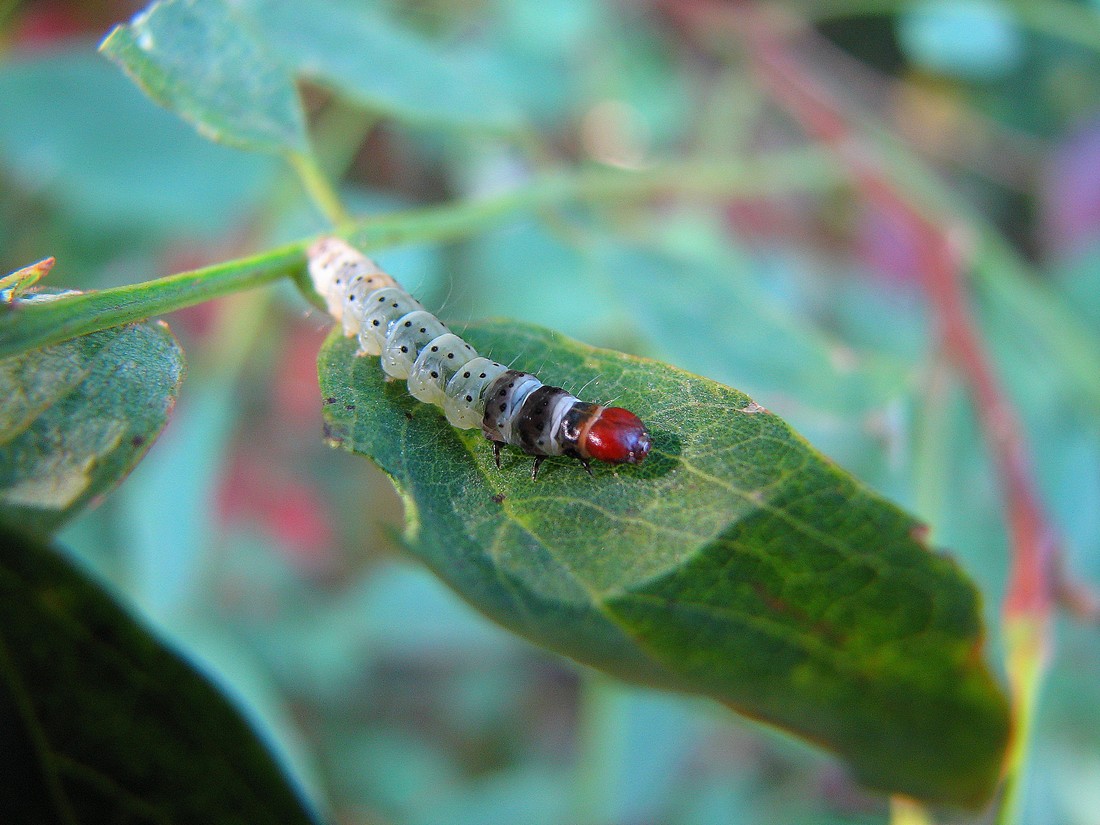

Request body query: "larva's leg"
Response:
[531, 455, 546, 480]
[578, 457, 593, 477]
[491, 440, 504, 468]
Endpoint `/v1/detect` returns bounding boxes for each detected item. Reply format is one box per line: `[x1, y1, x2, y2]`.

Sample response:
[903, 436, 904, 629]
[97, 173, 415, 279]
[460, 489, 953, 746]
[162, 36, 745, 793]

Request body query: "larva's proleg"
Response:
[308, 237, 650, 479]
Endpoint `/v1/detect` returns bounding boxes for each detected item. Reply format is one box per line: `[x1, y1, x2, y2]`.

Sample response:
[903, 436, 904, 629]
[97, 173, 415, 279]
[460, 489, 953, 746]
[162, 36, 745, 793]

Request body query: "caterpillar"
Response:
[308, 237, 650, 479]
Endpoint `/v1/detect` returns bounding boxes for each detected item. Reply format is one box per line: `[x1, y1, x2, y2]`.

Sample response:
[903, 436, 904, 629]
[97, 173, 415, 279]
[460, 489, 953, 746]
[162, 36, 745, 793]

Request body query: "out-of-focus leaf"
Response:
[100, 0, 309, 155]
[0, 525, 317, 824]
[0, 297, 184, 535]
[600, 241, 909, 415]
[580, 682, 712, 825]
[318, 320, 1010, 807]
[120, 383, 236, 616]
[0, 49, 277, 235]
[898, 0, 1023, 79]
[243, 0, 520, 132]
[1052, 240, 1100, 336]
[462, 220, 620, 344]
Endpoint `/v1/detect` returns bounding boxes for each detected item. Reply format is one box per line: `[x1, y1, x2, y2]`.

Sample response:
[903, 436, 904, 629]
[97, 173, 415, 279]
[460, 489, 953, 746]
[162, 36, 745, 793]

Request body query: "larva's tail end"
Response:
[307, 236, 346, 260]
[307, 237, 357, 322]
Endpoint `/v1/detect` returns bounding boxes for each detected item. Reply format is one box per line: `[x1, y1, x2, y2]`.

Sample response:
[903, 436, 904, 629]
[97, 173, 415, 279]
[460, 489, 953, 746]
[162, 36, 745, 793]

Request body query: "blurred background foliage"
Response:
[2, 0, 1100, 822]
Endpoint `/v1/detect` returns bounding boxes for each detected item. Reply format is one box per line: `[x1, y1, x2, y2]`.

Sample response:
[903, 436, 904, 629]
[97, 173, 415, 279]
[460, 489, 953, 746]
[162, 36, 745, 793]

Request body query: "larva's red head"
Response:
[582, 407, 651, 465]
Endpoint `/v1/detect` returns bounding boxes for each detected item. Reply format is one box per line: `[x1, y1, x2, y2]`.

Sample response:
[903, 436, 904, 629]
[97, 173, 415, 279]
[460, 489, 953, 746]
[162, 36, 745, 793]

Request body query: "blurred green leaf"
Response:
[600, 241, 910, 414]
[0, 299, 184, 536]
[0, 49, 277, 236]
[1053, 240, 1100, 335]
[318, 320, 1010, 807]
[0, 525, 317, 824]
[463, 220, 619, 343]
[897, 0, 1023, 80]
[243, 0, 520, 132]
[100, 0, 309, 155]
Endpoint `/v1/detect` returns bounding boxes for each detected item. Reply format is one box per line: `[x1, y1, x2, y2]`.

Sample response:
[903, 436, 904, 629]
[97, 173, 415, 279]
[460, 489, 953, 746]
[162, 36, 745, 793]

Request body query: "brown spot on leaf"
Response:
[909, 522, 931, 545]
[737, 401, 767, 414]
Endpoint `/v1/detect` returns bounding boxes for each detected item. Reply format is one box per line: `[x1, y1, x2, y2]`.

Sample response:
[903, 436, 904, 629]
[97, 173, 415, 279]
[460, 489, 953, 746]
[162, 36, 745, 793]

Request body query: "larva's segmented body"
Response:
[308, 237, 650, 478]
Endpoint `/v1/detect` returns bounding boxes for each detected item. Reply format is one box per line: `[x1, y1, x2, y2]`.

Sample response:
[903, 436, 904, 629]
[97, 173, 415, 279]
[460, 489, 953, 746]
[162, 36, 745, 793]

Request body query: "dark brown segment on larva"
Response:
[559, 400, 602, 446]
[513, 385, 572, 455]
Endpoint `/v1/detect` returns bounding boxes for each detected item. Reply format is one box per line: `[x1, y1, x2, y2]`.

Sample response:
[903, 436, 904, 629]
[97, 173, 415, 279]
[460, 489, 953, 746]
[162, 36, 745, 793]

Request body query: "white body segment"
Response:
[308, 238, 500, 429]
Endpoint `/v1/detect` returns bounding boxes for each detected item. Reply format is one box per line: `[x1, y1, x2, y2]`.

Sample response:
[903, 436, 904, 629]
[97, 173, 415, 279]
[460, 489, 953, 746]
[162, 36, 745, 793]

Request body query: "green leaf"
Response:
[0, 300, 184, 535]
[243, 0, 521, 132]
[318, 321, 1010, 808]
[0, 525, 317, 824]
[99, 0, 309, 155]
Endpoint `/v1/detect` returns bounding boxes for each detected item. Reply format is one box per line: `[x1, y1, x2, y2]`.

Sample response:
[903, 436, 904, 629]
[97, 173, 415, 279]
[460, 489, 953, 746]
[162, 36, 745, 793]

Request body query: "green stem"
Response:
[349, 149, 839, 249]
[0, 151, 840, 361]
[288, 150, 351, 227]
[0, 242, 307, 361]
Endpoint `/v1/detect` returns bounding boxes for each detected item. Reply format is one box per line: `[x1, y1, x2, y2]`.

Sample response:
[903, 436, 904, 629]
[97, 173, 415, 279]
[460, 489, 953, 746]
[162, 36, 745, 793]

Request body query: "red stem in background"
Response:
[671, 0, 1059, 624]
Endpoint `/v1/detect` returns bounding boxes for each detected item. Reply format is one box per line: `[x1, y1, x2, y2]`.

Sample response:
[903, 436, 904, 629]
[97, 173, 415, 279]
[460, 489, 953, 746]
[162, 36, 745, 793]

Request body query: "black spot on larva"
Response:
[491, 493, 505, 504]
[404, 320, 412, 327]
[447, 353, 455, 359]
[347, 294, 356, 301]
[465, 394, 473, 402]
[430, 371, 439, 378]
[400, 345, 408, 353]
[499, 403, 506, 411]
[391, 302, 399, 307]
[377, 296, 385, 302]
[372, 319, 380, 326]
[508, 381, 515, 388]
[131, 434, 146, 448]
[479, 372, 486, 378]
[419, 327, 426, 333]
[345, 403, 356, 411]
[431, 346, 439, 352]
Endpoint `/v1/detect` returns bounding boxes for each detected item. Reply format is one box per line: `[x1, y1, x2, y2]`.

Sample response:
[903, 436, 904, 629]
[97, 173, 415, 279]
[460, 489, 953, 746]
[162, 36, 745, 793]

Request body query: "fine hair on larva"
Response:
[308, 237, 651, 479]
